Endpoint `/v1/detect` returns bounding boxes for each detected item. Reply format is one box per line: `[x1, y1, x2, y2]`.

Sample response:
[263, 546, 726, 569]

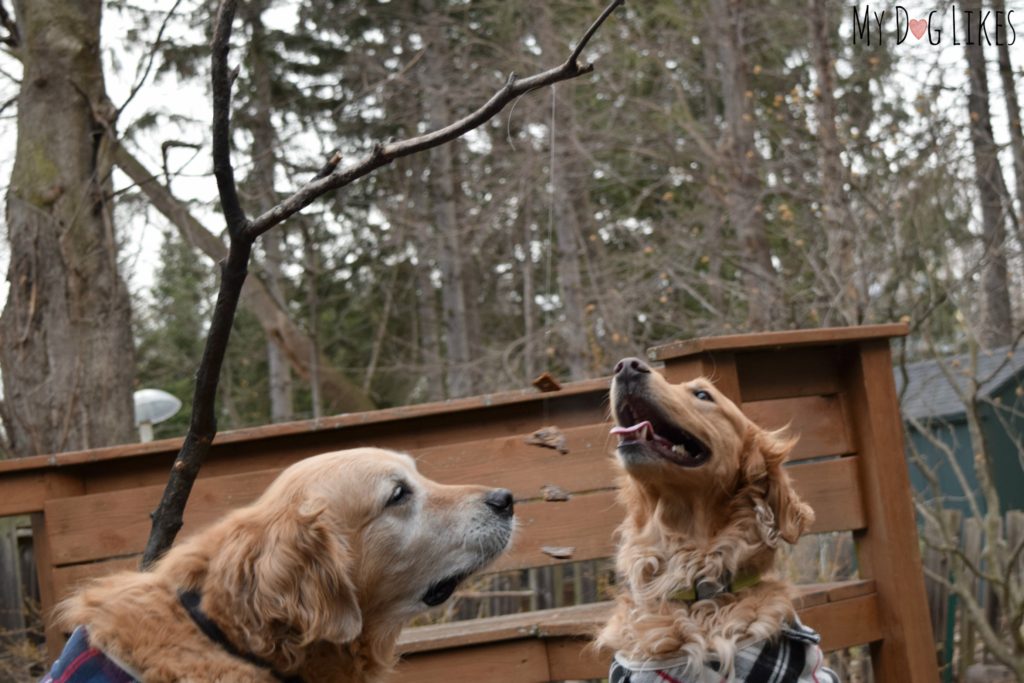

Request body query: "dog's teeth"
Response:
[671, 445, 688, 456]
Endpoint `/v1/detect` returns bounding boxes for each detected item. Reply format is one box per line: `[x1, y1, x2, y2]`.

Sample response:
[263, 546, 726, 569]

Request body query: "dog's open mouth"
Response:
[611, 399, 711, 467]
[422, 571, 472, 607]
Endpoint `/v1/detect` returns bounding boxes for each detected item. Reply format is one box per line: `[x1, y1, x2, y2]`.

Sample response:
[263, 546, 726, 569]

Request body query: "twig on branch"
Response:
[116, 0, 184, 119]
[141, 0, 624, 567]
[244, 0, 624, 239]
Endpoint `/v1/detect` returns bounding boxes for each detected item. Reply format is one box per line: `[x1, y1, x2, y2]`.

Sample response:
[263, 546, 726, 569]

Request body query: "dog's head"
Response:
[194, 447, 514, 669]
[609, 357, 812, 545]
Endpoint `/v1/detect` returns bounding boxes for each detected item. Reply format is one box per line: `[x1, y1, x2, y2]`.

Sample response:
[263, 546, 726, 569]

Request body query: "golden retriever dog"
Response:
[48, 448, 514, 683]
[597, 358, 838, 682]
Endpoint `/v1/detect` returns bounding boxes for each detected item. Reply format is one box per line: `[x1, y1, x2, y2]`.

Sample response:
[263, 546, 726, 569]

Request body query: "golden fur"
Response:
[58, 448, 513, 682]
[596, 364, 814, 675]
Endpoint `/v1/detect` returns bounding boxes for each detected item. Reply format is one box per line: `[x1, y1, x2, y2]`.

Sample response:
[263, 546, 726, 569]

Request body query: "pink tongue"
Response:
[610, 421, 653, 437]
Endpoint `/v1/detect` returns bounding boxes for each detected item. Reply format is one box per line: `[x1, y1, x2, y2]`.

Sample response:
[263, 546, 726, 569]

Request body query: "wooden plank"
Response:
[736, 347, 843, 402]
[398, 602, 611, 654]
[33, 473, 85, 661]
[46, 469, 279, 566]
[51, 557, 137, 605]
[743, 394, 854, 462]
[845, 340, 940, 683]
[395, 638, 550, 683]
[545, 637, 610, 680]
[792, 457, 865, 533]
[490, 491, 622, 572]
[411, 423, 617, 502]
[648, 323, 909, 361]
[801, 593, 883, 652]
[0, 470, 48, 516]
[45, 453, 866, 571]
[489, 458, 863, 573]
[398, 581, 875, 655]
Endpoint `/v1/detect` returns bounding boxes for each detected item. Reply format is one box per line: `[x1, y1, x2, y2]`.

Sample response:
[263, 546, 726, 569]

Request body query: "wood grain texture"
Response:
[736, 347, 842, 402]
[44, 456, 865, 570]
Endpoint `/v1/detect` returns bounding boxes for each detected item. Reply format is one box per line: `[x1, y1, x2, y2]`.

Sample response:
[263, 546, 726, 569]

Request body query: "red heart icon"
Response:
[909, 18, 927, 39]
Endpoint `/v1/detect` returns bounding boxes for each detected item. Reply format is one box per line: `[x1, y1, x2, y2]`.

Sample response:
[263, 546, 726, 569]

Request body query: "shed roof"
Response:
[895, 344, 1024, 420]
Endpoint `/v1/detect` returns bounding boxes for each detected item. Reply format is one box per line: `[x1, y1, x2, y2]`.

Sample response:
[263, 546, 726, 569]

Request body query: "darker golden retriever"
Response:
[48, 448, 514, 682]
[597, 358, 838, 682]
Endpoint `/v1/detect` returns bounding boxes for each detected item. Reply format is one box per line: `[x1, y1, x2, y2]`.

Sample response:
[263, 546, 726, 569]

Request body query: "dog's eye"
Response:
[693, 389, 714, 402]
[387, 483, 411, 507]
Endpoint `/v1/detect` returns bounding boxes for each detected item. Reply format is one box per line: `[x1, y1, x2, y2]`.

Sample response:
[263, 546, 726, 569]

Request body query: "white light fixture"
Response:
[133, 389, 183, 442]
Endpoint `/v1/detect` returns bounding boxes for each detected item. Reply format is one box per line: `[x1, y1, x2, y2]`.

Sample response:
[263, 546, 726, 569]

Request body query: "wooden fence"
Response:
[924, 510, 1024, 682]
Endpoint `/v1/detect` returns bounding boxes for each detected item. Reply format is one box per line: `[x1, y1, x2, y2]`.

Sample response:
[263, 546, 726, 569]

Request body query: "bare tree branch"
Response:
[116, 0, 184, 119]
[141, 0, 624, 567]
[211, 0, 246, 237]
[244, 0, 625, 239]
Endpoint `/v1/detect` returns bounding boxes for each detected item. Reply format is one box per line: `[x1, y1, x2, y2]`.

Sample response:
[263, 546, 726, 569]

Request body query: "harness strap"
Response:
[178, 589, 305, 683]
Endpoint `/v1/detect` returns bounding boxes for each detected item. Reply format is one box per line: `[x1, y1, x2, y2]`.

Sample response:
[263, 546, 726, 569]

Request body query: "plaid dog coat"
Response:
[40, 627, 137, 683]
[610, 620, 840, 683]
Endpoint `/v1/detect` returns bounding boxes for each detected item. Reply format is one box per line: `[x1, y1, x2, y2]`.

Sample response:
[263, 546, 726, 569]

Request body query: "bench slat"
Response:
[394, 580, 882, 682]
[737, 347, 842, 402]
[742, 394, 853, 462]
[46, 455, 866, 576]
[46, 455, 866, 579]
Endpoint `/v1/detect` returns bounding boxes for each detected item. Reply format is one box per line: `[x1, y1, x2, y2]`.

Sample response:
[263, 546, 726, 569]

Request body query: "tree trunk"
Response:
[1, 0, 136, 457]
[299, 223, 322, 418]
[550, 105, 591, 382]
[421, 7, 475, 397]
[963, 1, 1014, 348]
[244, 4, 293, 422]
[994, 0, 1024, 247]
[709, 0, 780, 330]
[406, 176, 446, 402]
[808, 0, 861, 325]
[538, 5, 590, 381]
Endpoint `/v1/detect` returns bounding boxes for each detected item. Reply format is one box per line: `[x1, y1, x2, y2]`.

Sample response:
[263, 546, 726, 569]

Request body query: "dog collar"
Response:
[178, 589, 305, 683]
[667, 569, 761, 602]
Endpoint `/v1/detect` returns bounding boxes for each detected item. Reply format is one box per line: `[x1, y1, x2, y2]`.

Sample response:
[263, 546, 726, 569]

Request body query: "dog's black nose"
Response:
[484, 489, 514, 518]
[614, 357, 651, 378]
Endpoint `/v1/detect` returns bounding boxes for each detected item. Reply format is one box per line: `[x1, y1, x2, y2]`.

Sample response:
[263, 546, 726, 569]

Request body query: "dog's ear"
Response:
[211, 501, 363, 664]
[252, 502, 363, 645]
[743, 427, 815, 545]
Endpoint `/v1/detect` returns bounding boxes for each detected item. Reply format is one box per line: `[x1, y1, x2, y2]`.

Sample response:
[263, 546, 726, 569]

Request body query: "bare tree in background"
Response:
[963, 0, 1015, 348]
[240, 0, 294, 422]
[707, 0, 780, 330]
[807, 0, 862, 326]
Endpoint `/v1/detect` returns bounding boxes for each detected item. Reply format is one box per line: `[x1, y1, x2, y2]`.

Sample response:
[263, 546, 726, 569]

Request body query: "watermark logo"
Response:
[851, 5, 1017, 46]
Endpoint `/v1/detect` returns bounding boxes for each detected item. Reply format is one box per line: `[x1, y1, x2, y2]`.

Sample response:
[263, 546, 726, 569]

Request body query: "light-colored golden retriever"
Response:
[597, 358, 832, 681]
[53, 448, 514, 682]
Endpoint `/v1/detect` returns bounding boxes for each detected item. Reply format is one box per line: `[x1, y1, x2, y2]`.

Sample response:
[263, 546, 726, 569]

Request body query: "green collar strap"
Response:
[668, 568, 762, 603]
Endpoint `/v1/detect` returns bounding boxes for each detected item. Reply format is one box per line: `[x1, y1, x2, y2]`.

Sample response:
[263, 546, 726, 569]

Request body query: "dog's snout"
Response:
[614, 357, 651, 379]
[484, 489, 514, 518]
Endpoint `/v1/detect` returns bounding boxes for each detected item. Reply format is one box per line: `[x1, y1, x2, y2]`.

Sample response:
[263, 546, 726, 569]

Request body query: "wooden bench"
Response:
[0, 324, 938, 681]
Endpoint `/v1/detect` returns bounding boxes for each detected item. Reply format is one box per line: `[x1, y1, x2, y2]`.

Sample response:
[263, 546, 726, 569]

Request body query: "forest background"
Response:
[0, 0, 1022, 678]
